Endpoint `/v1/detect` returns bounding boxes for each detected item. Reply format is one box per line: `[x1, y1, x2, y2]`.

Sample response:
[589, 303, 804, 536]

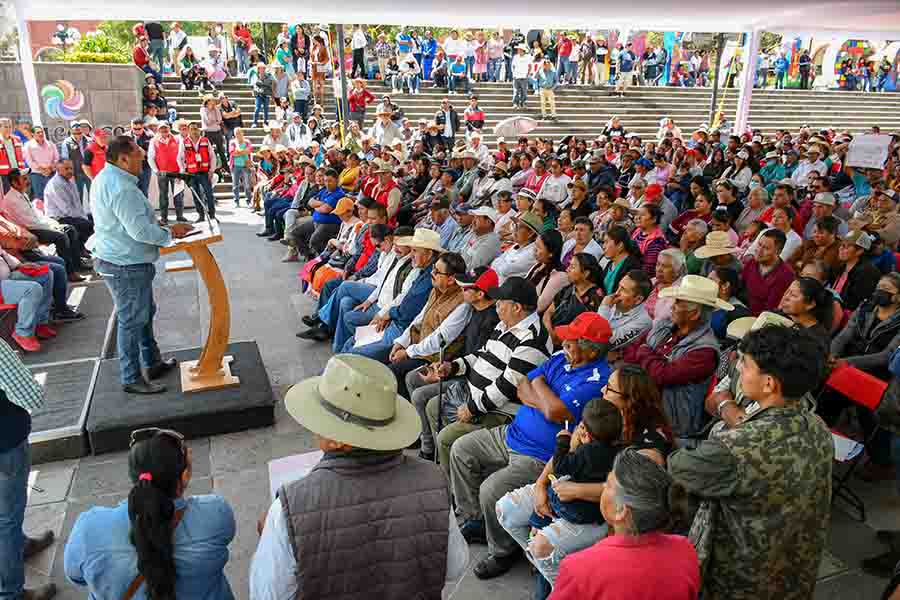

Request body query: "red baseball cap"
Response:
[644, 183, 663, 201]
[555, 313, 612, 344]
[455, 268, 499, 293]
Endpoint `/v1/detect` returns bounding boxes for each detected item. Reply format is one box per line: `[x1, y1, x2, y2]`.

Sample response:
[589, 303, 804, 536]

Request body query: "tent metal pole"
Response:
[336, 24, 350, 137]
[14, 0, 43, 127]
[708, 32, 725, 125]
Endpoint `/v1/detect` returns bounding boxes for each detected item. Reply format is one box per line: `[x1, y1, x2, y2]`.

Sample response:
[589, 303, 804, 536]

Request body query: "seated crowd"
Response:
[4, 77, 900, 600]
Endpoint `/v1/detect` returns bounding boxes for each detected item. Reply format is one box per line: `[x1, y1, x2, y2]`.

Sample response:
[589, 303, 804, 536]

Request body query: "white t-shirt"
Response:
[168, 29, 187, 50]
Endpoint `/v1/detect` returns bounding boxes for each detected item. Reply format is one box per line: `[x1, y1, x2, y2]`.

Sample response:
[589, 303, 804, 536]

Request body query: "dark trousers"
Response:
[137, 165, 151, 196]
[292, 219, 339, 258]
[293, 99, 309, 121]
[264, 196, 292, 232]
[352, 48, 366, 78]
[56, 216, 94, 248]
[389, 357, 429, 399]
[32, 226, 81, 274]
[800, 68, 810, 89]
[189, 173, 216, 219]
[204, 130, 229, 171]
[156, 173, 185, 221]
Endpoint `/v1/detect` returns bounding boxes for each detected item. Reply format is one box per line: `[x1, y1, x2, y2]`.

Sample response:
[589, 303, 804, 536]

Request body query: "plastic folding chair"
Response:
[825, 364, 889, 522]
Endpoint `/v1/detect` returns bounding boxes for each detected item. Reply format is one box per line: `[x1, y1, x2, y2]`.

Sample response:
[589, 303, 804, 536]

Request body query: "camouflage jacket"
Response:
[669, 401, 833, 600]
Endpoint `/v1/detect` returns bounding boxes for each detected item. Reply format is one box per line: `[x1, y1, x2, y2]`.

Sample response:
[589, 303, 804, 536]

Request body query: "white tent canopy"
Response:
[15, 0, 900, 35]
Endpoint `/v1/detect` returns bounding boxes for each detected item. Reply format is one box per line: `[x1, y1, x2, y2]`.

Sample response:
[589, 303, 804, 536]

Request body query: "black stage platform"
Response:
[87, 341, 275, 454]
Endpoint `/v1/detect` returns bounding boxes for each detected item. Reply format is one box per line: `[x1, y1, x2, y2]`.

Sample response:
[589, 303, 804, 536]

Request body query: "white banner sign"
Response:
[847, 134, 892, 170]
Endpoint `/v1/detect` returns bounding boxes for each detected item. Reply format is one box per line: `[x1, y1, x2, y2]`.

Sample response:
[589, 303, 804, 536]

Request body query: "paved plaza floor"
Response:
[21, 204, 898, 599]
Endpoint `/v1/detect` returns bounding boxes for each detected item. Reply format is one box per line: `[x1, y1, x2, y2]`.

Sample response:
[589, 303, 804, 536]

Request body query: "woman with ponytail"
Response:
[549, 448, 700, 600]
[64, 429, 236, 600]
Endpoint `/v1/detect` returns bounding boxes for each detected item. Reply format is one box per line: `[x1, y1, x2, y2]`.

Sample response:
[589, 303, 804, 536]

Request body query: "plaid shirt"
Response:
[0, 338, 44, 412]
[375, 41, 394, 59]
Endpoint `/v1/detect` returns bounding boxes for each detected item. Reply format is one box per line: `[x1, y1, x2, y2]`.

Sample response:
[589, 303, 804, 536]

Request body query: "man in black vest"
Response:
[60, 120, 91, 203]
[250, 354, 468, 599]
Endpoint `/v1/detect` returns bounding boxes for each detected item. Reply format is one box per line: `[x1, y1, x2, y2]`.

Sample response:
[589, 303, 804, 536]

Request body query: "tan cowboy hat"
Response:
[404, 228, 444, 252]
[726, 311, 795, 340]
[612, 198, 632, 210]
[285, 354, 420, 451]
[694, 231, 739, 259]
[375, 108, 392, 117]
[372, 159, 393, 174]
[659, 275, 734, 311]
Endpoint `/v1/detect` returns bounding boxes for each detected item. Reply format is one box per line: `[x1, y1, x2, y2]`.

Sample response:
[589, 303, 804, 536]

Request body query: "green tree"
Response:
[62, 29, 130, 63]
[760, 32, 783, 52]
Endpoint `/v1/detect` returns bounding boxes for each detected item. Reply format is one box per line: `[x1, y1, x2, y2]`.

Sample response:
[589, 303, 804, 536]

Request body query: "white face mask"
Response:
[749, 181, 760, 190]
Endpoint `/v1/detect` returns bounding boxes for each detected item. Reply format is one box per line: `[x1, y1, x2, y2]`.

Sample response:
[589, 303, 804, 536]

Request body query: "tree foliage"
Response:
[62, 28, 130, 63]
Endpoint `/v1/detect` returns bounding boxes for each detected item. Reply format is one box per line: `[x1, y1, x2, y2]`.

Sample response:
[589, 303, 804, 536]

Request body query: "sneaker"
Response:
[53, 308, 85, 322]
[35, 324, 57, 339]
[281, 249, 300, 262]
[12, 334, 41, 352]
[473, 552, 521, 580]
[296, 324, 331, 341]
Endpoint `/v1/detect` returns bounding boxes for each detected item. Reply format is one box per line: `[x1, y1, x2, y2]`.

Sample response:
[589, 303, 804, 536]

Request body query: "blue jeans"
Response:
[148, 39, 166, 71]
[235, 45, 249, 74]
[189, 174, 216, 219]
[334, 302, 380, 354]
[504, 56, 513, 81]
[450, 76, 469, 94]
[341, 320, 402, 362]
[405, 74, 420, 93]
[1, 273, 52, 337]
[323, 281, 375, 328]
[265, 197, 292, 232]
[231, 165, 252, 205]
[513, 78, 529, 106]
[35, 257, 67, 310]
[253, 95, 270, 126]
[96, 260, 160, 386]
[775, 71, 785, 89]
[141, 64, 162, 85]
[488, 58, 502, 82]
[465, 56, 475, 79]
[0, 441, 29, 600]
[558, 57, 569, 81]
[28, 172, 50, 201]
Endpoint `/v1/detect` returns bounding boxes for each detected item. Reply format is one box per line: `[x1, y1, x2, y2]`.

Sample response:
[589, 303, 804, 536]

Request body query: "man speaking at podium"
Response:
[89, 136, 193, 395]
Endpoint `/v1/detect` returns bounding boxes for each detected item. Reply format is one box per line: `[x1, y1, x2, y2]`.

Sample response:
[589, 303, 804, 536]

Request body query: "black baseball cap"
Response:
[369, 224, 394, 242]
[486, 276, 538, 308]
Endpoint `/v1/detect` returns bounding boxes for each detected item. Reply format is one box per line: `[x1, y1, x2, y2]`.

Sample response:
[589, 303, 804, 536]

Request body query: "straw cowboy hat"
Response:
[404, 228, 444, 252]
[265, 120, 283, 131]
[726, 311, 795, 340]
[659, 275, 734, 311]
[694, 231, 740, 259]
[285, 354, 420, 451]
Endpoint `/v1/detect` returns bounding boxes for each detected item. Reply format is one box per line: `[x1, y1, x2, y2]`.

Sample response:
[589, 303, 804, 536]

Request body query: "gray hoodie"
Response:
[598, 302, 653, 350]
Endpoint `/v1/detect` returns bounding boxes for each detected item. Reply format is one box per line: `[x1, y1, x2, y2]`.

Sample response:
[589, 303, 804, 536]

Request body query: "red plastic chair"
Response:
[825, 364, 890, 522]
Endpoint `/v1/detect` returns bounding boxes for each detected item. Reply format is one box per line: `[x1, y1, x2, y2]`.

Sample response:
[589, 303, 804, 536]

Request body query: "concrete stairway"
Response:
[161, 75, 899, 200]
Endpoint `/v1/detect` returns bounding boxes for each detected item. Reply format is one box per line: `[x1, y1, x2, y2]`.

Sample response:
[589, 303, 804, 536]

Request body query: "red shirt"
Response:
[558, 38, 574, 58]
[741, 258, 795, 315]
[133, 45, 149, 68]
[550, 532, 700, 600]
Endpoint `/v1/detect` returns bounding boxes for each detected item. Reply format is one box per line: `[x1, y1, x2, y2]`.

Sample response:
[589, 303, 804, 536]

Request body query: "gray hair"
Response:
[575, 340, 609, 358]
[685, 218, 709, 236]
[612, 448, 675, 535]
[680, 300, 713, 322]
[658, 248, 686, 277]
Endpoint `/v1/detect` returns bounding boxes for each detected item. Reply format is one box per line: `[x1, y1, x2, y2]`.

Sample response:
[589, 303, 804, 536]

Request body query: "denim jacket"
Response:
[534, 67, 559, 90]
[64, 495, 236, 600]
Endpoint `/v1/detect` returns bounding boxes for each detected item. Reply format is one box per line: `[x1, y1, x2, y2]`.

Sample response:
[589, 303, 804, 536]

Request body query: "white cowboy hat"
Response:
[726, 311, 795, 340]
[659, 275, 734, 311]
[285, 354, 420, 451]
[470, 206, 499, 222]
[694, 231, 740, 259]
[403, 228, 444, 252]
[265, 120, 283, 131]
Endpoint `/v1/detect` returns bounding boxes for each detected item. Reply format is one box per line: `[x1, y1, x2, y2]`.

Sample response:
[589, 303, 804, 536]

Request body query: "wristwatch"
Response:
[716, 397, 737, 418]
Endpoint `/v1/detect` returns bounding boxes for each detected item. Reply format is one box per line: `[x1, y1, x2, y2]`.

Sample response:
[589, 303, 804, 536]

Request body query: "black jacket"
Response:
[833, 259, 881, 312]
[434, 107, 460, 138]
[832, 301, 900, 380]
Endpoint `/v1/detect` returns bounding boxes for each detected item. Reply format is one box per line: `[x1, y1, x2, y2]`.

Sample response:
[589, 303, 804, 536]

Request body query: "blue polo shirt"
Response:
[450, 62, 467, 77]
[506, 351, 611, 462]
[312, 187, 345, 225]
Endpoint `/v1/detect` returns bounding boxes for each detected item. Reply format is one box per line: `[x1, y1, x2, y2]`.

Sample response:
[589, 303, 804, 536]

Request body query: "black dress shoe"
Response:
[473, 552, 520, 580]
[301, 314, 321, 327]
[296, 324, 331, 341]
[267, 233, 282, 241]
[123, 380, 167, 395]
[459, 518, 487, 545]
[145, 357, 178, 380]
[176, 216, 189, 223]
[24, 531, 55, 560]
[256, 230, 274, 237]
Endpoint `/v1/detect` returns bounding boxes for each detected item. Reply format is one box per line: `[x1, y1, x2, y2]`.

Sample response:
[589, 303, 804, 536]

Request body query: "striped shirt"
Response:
[451, 312, 552, 416]
[0, 337, 45, 412]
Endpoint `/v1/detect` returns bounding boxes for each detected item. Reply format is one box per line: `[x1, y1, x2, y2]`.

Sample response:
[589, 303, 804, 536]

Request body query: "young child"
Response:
[529, 398, 622, 530]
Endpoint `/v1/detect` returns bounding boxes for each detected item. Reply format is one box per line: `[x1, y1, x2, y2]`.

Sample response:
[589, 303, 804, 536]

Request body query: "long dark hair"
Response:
[795, 277, 834, 328]
[606, 225, 642, 260]
[615, 364, 673, 444]
[128, 434, 187, 600]
[573, 252, 604, 287]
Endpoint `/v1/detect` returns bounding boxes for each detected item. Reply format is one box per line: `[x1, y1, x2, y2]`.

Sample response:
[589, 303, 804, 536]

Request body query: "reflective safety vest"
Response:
[0, 137, 24, 176]
[184, 137, 211, 174]
[152, 136, 180, 173]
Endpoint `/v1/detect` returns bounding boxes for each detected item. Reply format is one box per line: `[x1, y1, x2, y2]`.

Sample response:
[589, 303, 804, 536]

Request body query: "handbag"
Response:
[121, 508, 185, 600]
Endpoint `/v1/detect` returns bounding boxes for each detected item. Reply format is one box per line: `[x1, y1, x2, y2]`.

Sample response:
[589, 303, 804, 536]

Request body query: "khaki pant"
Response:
[539, 88, 556, 117]
[425, 393, 510, 479]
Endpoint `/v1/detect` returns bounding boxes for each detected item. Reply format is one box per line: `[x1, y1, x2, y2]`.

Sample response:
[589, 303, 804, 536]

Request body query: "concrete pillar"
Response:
[734, 30, 760, 136]
[13, 0, 42, 126]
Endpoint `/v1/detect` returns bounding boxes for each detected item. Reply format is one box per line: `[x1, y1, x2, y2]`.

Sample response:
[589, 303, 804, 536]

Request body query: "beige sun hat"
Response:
[285, 354, 421, 451]
[403, 228, 444, 252]
[726, 311, 795, 340]
[659, 275, 734, 311]
[694, 231, 740, 259]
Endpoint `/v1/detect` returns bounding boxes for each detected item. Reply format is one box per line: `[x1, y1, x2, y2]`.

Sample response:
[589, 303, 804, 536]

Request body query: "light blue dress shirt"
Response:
[88, 164, 171, 266]
[64, 495, 236, 600]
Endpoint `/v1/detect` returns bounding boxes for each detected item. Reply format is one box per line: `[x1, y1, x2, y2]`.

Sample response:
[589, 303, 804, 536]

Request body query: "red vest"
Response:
[0, 137, 24, 175]
[374, 178, 399, 225]
[184, 138, 211, 173]
[85, 141, 107, 177]
[152, 136, 180, 173]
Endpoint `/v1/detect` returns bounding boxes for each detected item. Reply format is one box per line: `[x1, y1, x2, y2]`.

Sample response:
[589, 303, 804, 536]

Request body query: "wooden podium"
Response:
[160, 221, 240, 393]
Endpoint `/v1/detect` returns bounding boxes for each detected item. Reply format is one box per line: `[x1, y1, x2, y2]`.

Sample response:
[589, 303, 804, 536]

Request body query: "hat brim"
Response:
[406, 240, 444, 252]
[726, 316, 756, 340]
[555, 323, 609, 344]
[284, 377, 421, 451]
[694, 245, 739, 259]
[658, 287, 734, 311]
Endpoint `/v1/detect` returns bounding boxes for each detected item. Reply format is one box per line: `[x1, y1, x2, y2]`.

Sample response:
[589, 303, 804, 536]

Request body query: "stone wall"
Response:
[0, 62, 142, 143]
